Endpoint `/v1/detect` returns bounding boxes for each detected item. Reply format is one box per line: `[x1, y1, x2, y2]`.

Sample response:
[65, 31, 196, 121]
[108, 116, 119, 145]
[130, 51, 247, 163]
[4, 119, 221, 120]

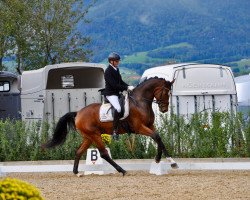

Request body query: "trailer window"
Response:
[0, 81, 10, 92]
[47, 67, 104, 89]
[61, 75, 74, 88]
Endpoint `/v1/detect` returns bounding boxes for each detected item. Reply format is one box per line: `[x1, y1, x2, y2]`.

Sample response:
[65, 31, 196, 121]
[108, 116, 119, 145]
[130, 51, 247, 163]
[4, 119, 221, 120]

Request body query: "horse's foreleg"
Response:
[73, 138, 91, 177]
[152, 132, 178, 169]
[138, 125, 163, 163]
[138, 124, 178, 169]
[151, 133, 163, 163]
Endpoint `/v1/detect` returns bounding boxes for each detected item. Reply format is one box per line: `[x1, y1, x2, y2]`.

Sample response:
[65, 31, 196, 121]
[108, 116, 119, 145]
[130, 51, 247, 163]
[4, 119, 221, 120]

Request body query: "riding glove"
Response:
[127, 86, 135, 91]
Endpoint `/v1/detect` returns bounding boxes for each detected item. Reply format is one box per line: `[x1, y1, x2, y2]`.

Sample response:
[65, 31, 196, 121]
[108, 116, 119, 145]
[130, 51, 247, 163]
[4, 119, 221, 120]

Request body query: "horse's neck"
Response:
[130, 82, 157, 108]
[134, 82, 157, 101]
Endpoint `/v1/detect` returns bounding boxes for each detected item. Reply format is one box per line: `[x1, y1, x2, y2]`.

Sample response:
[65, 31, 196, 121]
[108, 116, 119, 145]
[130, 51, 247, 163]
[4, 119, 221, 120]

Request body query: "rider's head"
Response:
[108, 52, 120, 67]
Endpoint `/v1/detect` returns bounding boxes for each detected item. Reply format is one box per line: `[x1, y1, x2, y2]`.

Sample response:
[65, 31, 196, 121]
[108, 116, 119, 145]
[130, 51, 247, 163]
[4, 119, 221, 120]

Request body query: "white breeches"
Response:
[106, 95, 121, 113]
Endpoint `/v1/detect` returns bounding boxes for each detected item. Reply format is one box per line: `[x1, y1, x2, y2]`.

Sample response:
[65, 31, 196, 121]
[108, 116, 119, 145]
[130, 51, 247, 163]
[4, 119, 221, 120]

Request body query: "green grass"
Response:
[229, 58, 250, 68]
[123, 52, 148, 63]
[119, 67, 141, 85]
[122, 42, 193, 64]
[227, 58, 250, 76]
[160, 42, 193, 49]
[122, 50, 168, 64]
[119, 67, 139, 75]
[123, 51, 168, 64]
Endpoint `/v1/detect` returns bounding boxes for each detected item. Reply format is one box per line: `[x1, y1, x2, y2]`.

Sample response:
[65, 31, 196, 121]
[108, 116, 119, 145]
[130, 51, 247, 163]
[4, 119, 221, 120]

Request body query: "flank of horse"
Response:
[42, 77, 178, 177]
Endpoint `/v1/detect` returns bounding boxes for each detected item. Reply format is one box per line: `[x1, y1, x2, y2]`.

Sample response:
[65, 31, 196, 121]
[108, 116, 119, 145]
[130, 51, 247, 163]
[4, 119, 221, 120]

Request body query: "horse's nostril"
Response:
[162, 107, 168, 113]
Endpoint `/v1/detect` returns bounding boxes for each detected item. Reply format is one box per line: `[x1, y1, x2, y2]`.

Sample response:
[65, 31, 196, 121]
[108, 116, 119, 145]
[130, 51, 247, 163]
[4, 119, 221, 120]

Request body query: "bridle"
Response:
[141, 85, 171, 106]
[156, 86, 171, 106]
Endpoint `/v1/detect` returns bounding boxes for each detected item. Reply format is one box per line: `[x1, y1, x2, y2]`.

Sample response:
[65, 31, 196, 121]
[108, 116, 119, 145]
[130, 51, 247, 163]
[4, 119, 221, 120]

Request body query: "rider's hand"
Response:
[127, 86, 135, 91]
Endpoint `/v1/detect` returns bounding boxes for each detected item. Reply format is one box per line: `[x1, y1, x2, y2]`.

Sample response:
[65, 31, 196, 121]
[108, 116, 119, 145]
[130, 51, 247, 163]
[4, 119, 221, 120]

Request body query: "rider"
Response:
[104, 52, 134, 139]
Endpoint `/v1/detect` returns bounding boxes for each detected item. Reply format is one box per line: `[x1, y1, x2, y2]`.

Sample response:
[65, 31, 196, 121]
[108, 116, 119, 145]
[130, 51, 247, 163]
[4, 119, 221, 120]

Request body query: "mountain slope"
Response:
[79, 0, 250, 74]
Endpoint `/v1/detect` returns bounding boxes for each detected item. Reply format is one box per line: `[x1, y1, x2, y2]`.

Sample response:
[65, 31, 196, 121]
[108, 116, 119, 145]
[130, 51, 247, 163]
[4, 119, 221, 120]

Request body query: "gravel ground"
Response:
[4, 170, 250, 200]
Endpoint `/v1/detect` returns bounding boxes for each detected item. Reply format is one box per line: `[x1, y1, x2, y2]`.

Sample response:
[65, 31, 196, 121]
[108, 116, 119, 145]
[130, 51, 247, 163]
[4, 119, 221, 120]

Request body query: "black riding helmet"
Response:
[108, 52, 121, 62]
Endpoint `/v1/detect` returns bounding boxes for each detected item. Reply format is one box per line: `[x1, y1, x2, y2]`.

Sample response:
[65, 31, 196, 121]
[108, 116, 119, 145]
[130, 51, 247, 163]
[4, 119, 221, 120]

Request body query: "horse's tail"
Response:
[42, 112, 77, 149]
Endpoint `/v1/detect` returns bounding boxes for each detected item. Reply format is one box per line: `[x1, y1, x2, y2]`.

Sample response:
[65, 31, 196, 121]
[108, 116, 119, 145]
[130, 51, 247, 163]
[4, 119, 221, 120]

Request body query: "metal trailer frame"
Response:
[141, 63, 238, 124]
[20, 62, 105, 124]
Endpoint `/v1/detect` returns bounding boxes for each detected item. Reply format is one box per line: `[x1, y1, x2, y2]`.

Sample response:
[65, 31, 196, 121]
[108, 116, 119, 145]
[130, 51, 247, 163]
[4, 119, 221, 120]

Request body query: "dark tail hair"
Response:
[42, 112, 77, 149]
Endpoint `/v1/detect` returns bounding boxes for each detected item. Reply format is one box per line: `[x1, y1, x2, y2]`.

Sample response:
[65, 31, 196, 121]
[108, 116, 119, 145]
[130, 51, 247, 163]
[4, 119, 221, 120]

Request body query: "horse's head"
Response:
[133, 77, 175, 113]
[154, 79, 174, 113]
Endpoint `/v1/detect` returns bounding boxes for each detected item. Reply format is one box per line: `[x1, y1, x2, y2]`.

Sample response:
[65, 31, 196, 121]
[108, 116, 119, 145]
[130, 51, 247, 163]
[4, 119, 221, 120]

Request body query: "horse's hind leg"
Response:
[73, 138, 91, 177]
[92, 135, 127, 176]
[100, 148, 127, 176]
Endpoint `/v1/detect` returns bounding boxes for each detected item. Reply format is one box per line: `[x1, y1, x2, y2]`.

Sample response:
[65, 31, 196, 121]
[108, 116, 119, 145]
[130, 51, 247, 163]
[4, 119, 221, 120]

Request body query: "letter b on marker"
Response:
[91, 149, 98, 161]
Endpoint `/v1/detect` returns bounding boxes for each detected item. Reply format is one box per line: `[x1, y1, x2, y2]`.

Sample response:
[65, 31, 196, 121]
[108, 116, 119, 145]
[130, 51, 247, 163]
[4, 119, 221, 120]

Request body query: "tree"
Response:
[0, 7, 8, 71]
[0, 0, 36, 73]
[25, 0, 95, 70]
[0, 0, 95, 72]
[0, 1, 16, 71]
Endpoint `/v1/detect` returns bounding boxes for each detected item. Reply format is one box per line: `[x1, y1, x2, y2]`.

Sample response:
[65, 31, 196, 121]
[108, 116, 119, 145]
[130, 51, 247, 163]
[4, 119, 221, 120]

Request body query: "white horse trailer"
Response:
[0, 71, 21, 120]
[141, 63, 237, 123]
[21, 62, 105, 123]
[235, 73, 250, 116]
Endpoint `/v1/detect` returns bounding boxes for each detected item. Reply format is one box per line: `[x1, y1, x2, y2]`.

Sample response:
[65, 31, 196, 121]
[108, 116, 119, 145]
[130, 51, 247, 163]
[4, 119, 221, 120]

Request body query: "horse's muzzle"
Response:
[160, 106, 168, 113]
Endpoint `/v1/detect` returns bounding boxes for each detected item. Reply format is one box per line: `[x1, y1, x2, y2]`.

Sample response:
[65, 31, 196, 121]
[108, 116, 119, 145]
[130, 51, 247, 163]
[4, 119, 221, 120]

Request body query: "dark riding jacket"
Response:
[104, 64, 128, 96]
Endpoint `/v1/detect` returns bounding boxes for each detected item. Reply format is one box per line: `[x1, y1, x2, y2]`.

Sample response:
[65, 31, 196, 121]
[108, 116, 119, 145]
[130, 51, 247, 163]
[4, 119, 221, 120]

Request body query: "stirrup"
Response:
[112, 131, 119, 140]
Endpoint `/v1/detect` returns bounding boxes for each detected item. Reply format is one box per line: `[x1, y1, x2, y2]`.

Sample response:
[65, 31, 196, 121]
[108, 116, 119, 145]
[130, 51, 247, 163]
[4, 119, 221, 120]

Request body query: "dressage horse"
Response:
[42, 77, 178, 176]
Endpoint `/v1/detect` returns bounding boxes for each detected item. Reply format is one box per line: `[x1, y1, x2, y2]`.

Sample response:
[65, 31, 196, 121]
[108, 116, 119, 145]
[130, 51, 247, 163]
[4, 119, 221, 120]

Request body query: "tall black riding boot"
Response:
[112, 109, 120, 140]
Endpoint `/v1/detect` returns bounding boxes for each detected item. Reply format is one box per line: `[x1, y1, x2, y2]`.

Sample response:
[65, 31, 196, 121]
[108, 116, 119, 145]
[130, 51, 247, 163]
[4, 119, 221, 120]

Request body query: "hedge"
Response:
[0, 111, 249, 161]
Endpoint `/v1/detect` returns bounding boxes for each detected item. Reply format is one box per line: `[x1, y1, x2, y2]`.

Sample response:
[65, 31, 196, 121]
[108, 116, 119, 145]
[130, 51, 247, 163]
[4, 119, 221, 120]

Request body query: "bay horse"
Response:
[42, 77, 178, 176]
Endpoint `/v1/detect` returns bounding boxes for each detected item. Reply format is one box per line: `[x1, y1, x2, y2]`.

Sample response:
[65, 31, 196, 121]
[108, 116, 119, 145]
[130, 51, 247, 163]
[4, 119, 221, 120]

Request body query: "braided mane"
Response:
[136, 76, 166, 88]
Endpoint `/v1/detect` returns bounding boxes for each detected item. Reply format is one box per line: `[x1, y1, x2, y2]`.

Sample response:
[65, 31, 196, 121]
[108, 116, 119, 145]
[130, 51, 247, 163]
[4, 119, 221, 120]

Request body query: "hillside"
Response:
[79, 0, 250, 75]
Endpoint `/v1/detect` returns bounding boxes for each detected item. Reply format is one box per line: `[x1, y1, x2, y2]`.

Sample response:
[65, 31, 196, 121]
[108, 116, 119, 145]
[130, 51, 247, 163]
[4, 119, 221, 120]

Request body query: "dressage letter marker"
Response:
[84, 148, 116, 175]
[150, 161, 171, 175]
[91, 150, 98, 164]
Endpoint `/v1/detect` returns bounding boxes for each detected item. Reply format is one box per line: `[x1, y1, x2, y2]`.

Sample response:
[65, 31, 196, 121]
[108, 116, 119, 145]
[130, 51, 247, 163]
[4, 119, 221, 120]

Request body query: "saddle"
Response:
[99, 90, 129, 122]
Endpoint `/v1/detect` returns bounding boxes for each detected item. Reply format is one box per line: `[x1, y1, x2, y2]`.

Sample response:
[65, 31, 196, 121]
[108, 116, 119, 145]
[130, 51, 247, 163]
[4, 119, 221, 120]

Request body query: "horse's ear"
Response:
[170, 79, 175, 85]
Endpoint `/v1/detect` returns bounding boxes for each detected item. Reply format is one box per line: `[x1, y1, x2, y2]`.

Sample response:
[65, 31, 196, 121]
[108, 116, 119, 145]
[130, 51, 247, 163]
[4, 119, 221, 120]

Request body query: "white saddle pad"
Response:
[99, 92, 129, 122]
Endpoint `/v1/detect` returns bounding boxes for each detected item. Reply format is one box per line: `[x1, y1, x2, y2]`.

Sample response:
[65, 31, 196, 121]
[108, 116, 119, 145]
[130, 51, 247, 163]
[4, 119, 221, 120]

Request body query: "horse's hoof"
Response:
[121, 170, 127, 176]
[155, 157, 161, 163]
[76, 173, 83, 177]
[171, 163, 179, 169]
[112, 134, 119, 140]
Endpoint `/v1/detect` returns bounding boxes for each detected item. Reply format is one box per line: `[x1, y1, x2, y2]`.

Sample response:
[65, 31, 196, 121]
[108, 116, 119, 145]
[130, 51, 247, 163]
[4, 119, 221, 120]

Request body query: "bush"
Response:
[0, 111, 249, 161]
[0, 178, 43, 199]
[0, 120, 82, 161]
[101, 134, 111, 145]
[157, 112, 250, 158]
[109, 134, 156, 159]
